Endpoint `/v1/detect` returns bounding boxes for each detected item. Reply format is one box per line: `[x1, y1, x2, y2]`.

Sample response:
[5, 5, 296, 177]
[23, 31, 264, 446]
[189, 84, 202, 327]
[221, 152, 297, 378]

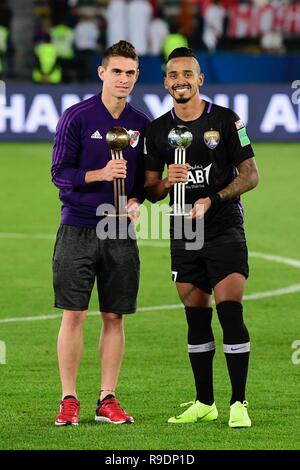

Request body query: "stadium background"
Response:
[0, 0, 300, 451]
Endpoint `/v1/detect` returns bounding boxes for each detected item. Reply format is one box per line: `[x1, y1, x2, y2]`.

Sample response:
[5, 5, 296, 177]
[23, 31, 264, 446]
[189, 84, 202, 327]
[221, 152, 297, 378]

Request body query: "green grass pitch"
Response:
[0, 142, 300, 450]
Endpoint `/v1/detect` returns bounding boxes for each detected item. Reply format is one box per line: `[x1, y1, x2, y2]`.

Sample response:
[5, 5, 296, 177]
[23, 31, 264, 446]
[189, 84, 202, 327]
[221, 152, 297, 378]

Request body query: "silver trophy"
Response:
[106, 126, 130, 217]
[168, 125, 193, 216]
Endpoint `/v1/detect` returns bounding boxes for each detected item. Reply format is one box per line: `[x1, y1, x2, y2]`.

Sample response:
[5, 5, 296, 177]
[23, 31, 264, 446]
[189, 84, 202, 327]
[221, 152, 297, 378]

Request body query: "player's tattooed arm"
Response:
[218, 157, 259, 202]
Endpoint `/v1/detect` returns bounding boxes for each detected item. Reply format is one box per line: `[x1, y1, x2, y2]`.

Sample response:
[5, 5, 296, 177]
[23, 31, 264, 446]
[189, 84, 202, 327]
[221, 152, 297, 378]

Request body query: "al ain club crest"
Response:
[204, 130, 220, 150]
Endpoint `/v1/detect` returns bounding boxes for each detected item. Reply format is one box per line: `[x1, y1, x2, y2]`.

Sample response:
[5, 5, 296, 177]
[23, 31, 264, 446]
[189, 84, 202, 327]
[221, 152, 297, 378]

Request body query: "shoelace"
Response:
[61, 399, 78, 415]
[101, 399, 129, 417]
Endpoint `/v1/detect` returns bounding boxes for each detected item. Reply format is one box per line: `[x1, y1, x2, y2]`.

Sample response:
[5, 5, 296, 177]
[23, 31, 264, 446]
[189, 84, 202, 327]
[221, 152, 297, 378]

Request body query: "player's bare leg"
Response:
[55, 310, 85, 425]
[176, 282, 212, 308]
[213, 272, 245, 304]
[99, 312, 124, 399]
[95, 312, 134, 424]
[57, 310, 87, 398]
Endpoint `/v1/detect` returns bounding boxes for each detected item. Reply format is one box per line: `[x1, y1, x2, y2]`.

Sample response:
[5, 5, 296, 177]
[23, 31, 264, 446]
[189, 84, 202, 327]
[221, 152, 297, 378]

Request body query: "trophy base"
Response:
[167, 212, 191, 217]
[102, 212, 129, 218]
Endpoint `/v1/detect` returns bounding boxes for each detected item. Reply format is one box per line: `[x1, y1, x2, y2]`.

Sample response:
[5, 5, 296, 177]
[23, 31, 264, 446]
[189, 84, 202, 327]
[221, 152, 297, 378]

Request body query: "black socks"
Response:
[217, 301, 250, 405]
[185, 306, 215, 406]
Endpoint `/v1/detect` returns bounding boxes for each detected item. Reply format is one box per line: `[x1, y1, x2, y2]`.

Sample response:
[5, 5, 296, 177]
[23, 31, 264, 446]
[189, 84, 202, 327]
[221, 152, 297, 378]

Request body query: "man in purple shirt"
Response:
[52, 41, 150, 426]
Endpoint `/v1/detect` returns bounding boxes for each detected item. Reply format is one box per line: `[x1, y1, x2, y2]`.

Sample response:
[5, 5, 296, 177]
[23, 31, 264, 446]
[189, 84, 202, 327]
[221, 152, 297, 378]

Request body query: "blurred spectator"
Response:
[197, 0, 238, 12]
[251, 1, 291, 4]
[106, 0, 128, 47]
[179, 0, 195, 40]
[0, 0, 13, 77]
[149, 0, 159, 16]
[33, 34, 62, 84]
[74, 13, 99, 81]
[202, 0, 226, 52]
[50, 22, 76, 82]
[0, 0, 12, 28]
[70, 0, 100, 8]
[221, 0, 239, 7]
[33, 0, 51, 17]
[49, 0, 72, 25]
[191, 7, 205, 50]
[74, 14, 99, 52]
[148, 7, 169, 55]
[51, 22, 75, 58]
[0, 24, 8, 78]
[197, 0, 211, 14]
[162, 23, 189, 64]
[128, 0, 153, 55]
[261, 28, 285, 53]
[34, 17, 52, 45]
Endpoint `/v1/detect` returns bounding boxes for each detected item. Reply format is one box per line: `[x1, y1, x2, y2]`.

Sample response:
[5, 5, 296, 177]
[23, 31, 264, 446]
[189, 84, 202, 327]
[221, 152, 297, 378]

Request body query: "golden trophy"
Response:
[106, 126, 130, 216]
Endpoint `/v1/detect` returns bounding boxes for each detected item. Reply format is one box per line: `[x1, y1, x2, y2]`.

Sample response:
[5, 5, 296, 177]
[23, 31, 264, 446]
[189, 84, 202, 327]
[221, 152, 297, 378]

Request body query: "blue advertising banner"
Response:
[0, 83, 299, 142]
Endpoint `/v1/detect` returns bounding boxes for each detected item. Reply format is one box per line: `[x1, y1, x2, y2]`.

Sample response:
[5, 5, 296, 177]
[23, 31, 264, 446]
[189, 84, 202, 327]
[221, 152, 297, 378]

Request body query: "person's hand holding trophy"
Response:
[167, 125, 193, 216]
[105, 126, 140, 221]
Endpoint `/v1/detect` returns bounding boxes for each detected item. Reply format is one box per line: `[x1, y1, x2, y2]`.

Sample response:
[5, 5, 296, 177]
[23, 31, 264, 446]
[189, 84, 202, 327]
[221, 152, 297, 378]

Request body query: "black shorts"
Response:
[52, 225, 140, 314]
[171, 241, 249, 295]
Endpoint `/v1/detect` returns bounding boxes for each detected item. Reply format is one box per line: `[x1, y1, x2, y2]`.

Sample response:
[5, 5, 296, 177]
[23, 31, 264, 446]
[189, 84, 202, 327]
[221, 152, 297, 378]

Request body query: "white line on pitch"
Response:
[1, 232, 300, 324]
[1, 284, 300, 324]
[250, 251, 300, 269]
[0, 232, 55, 240]
[1, 232, 300, 268]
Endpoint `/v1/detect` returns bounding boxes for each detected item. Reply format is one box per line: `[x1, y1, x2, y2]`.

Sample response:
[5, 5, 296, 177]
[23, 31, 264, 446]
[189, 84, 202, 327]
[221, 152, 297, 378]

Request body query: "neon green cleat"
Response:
[229, 401, 252, 428]
[168, 400, 218, 424]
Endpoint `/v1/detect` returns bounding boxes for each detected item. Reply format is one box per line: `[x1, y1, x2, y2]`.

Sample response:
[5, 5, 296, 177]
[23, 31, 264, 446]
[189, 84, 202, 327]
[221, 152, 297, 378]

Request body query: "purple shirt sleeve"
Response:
[51, 110, 86, 190]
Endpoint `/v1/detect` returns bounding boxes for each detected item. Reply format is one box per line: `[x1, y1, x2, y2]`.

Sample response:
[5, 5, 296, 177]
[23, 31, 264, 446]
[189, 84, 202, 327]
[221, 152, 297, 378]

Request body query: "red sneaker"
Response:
[55, 396, 80, 426]
[95, 396, 134, 424]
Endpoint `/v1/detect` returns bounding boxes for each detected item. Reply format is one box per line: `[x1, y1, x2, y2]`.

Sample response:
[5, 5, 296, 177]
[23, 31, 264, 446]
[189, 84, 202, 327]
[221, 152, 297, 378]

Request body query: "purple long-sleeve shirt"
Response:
[52, 94, 150, 227]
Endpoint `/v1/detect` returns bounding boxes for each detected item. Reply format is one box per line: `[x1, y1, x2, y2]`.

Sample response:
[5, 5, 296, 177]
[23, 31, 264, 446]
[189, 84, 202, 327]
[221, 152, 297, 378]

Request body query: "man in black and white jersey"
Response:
[144, 47, 259, 428]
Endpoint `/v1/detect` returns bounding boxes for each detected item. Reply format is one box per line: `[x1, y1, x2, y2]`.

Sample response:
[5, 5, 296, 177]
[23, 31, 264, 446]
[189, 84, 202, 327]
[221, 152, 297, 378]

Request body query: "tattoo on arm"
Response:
[218, 157, 259, 202]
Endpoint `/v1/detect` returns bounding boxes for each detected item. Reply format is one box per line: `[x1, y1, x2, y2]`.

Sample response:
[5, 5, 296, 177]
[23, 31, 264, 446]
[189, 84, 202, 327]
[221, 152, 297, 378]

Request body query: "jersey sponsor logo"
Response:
[128, 130, 140, 148]
[204, 130, 220, 149]
[187, 163, 212, 186]
[91, 130, 103, 139]
[235, 119, 245, 130]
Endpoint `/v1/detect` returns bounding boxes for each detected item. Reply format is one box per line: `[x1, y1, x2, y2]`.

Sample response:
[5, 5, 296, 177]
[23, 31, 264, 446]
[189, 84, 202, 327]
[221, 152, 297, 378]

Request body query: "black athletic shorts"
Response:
[171, 241, 249, 295]
[52, 225, 140, 314]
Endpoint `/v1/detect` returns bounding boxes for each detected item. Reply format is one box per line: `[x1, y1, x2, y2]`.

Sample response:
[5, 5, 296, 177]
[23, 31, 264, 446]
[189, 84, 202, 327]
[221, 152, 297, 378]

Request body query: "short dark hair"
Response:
[102, 40, 138, 67]
[167, 47, 198, 62]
